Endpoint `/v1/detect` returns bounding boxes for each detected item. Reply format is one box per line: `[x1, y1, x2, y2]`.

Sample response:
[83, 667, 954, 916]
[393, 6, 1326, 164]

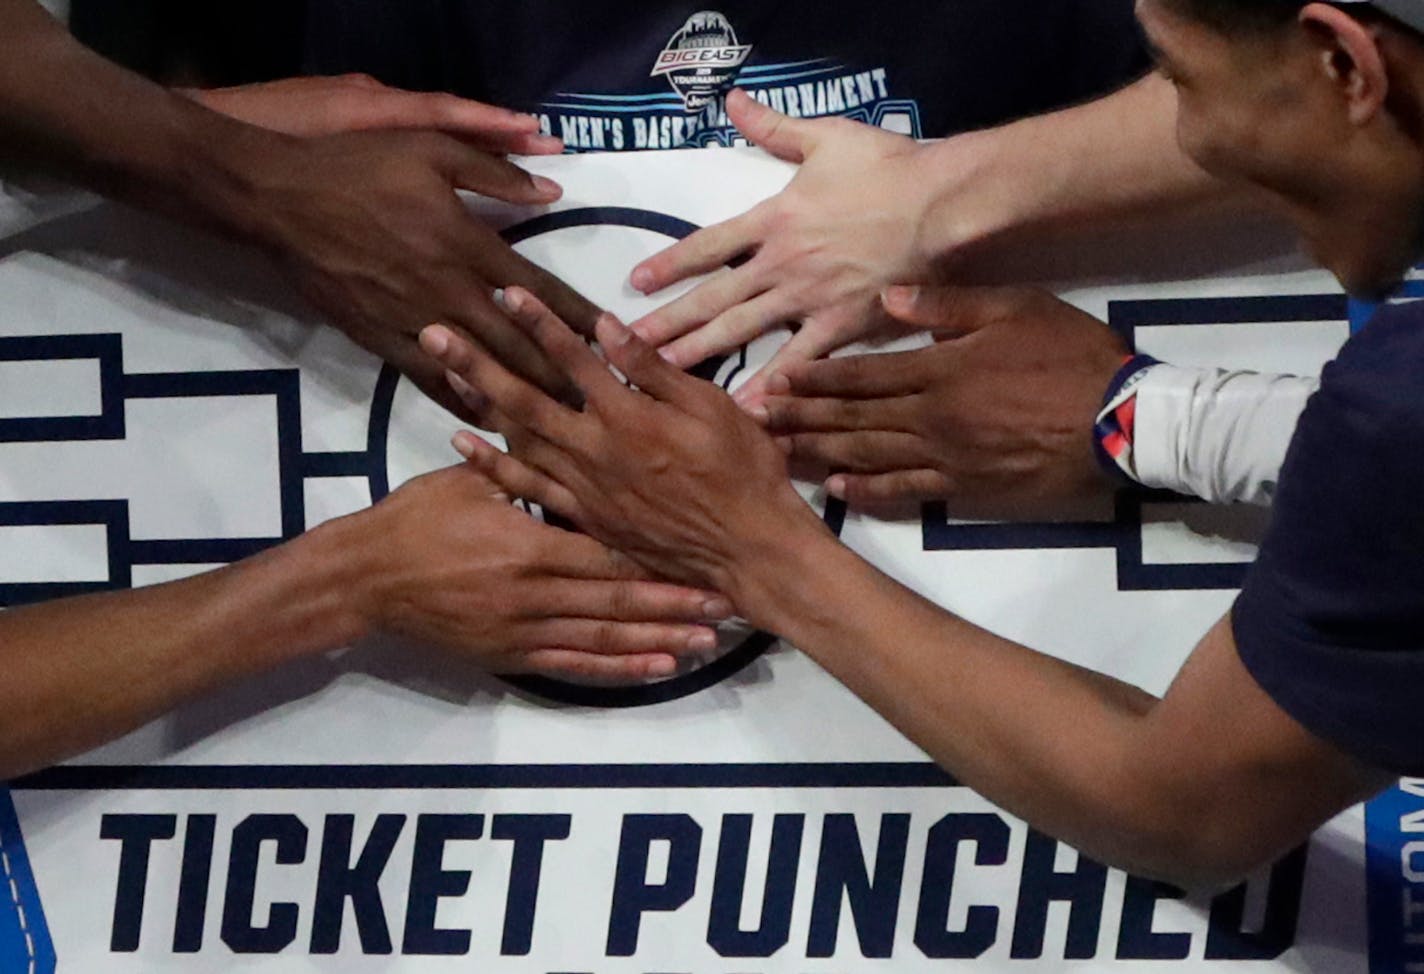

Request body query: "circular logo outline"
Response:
[367, 206, 846, 708]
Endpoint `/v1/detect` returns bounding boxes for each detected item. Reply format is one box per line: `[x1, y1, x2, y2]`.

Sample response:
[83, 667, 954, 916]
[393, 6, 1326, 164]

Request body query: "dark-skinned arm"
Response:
[420, 289, 1391, 890]
[0, 0, 600, 412]
[0, 464, 728, 781]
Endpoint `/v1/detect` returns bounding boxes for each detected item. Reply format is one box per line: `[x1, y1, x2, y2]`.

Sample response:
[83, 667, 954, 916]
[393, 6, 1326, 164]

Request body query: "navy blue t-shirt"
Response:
[303, 2, 1148, 149]
[1234, 302, 1424, 775]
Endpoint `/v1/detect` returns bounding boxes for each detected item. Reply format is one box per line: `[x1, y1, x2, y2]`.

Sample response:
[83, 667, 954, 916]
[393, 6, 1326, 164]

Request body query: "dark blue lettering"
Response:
[220, 814, 308, 954]
[807, 813, 911, 958]
[1010, 831, 1107, 959]
[606, 814, 702, 957]
[915, 813, 1009, 959]
[310, 814, 406, 954]
[492, 814, 571, 957]
[173, 815, 216, 953]
[101, 813, 177, 953]
[707, 813, 804, 958]
[1117, 876, 1191, 960]
[1205, 846, 1308, 960]
[402, 814, 483, 956]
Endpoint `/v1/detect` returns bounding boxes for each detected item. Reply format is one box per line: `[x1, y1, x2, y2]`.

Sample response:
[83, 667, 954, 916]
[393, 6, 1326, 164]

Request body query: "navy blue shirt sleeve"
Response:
[1234, 302, 1424, 775]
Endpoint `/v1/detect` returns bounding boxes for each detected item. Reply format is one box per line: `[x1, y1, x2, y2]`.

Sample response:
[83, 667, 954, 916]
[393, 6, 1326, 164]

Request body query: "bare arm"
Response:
[920, 74, 1241, 258]
[0, 0, 603, 412]
[0, 464, 726, 781]
[732, 533, 1388, 887]
[631, 76, 1260, 405]
[425, 291, 1391, 891]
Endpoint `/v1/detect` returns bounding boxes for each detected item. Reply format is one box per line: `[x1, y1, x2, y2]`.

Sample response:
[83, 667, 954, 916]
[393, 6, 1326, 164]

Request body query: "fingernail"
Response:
[630, 267, 655, 294]
[533, 175, 562, 199]
[774, 436, 793, 456]
[658, 347, 679, 365]
[647, 657, 677, 679]
[689, 630, 718, 652]
[826, 475, 848, 500]
[446, 369, 473, 396]
[882, 285, 918, 312]
[766, 373, 791, 395]
[421, 326, 449, 356]
[504, 288, 525, 313]
[451, 432, 475, 459]
[703, 598, 735, 621]
[492, 288, 507, 310]
[748, 405, 769, 425]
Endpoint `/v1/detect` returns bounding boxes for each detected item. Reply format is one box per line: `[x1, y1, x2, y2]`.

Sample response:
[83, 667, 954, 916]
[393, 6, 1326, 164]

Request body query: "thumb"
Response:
[880, 284, 1024, 337]
[727, 88, 818, 163]
[595, 314, 695, 405]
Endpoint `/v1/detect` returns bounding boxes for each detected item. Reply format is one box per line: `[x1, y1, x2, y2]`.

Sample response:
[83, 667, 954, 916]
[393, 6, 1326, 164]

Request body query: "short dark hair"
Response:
[1164, 0, 1307, 32]
[1165, 0, 1394, 34]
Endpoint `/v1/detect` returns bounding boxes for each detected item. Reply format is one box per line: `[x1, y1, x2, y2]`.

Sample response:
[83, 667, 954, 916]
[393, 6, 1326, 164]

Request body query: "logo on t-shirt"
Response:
[650, 11, 753, 112]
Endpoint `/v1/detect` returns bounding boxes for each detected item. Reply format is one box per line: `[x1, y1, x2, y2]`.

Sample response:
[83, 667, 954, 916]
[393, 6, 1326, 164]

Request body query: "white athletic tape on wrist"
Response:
[1127, 364, 1318, 507]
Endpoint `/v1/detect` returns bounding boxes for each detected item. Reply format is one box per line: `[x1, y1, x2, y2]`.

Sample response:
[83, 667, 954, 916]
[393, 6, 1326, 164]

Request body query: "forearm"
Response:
[0, 0, 290, 240]
[918, 75, 1253, 261]
[728, 515, 1226, 883]
[0, 521, 364, 779]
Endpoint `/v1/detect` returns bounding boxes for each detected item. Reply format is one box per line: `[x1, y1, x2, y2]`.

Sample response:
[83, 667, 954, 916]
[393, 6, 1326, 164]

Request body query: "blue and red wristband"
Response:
[1093, 354, 1160, 485]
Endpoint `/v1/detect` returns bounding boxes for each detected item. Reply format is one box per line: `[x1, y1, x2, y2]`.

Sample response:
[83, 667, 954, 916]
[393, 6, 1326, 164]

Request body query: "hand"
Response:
[346, 461, 731, 682]
[416, 288, 827, 601]
[628, 89, 944, 405]
[185, 73, 563, 153]
[761, 285, 1129, 519]
[230, 127, 602, 416]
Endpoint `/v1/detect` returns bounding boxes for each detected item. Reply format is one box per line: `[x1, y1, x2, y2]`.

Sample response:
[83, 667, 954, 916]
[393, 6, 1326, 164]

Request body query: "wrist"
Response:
[268, 514, 378, 653]
[164, 113, 305, 247]
[914, 130, 1020, 267]
[716, 489, 851, 630]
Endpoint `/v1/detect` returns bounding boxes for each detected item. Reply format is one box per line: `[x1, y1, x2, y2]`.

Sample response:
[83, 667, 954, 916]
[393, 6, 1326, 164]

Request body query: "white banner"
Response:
[0, 147, 1406, 972]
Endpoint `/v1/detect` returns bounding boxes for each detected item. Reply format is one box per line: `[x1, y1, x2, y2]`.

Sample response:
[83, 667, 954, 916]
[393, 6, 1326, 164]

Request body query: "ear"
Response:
[1299, 3, 1389, 125]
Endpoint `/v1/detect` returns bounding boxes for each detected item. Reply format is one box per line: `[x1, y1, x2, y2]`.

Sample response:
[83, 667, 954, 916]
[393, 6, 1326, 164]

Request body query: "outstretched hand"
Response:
[187, 73, 563, 153]
[418, 288, 826, 601]
[628, 89, 941, 407]
[353, 460, 732, 683]
[760, 285, 1128, 519]
[195, 74, 601, 421]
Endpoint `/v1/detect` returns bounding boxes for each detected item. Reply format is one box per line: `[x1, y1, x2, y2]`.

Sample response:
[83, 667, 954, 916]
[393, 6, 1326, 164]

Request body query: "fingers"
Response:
[595, 315, 701, 406]
[491, 251, 604, 338]
[500, 288, 625, 407]
[443, 287, 575, 402]
[421, 324, 584, 448]
[534, 578, 733, 625]
[629, 268, 766, 360]
[452, 431, 586, 523]
[519, 649, 680, 683]
[726, 88, 820, 163]
[732, 318, 852, 408]
[776, 430, 927, 473]
[657, 290, 791, 372]
[881, 285, 1034, 335]
[440, 140, 563, 205]
[629, 209, 764, 297]
[527, 620, 718, 658]
[825, 470, 953, 506]
[777, 350, 926, 399]
[414, 93, 564, 154]
[762, 394, 914, 434]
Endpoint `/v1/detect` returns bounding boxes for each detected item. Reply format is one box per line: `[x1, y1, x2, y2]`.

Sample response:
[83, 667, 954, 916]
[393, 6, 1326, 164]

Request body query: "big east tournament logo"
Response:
[650, 11, 752, 112]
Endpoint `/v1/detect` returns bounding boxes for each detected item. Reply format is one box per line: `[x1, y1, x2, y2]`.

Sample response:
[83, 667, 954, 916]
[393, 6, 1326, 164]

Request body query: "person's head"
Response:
[1136, 0, 1424, 296]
